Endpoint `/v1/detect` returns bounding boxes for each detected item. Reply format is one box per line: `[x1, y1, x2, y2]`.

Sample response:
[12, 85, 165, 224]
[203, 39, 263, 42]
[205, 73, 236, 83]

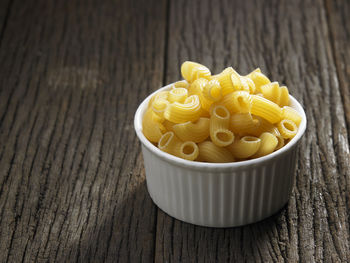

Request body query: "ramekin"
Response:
[134, 84, 307, 227]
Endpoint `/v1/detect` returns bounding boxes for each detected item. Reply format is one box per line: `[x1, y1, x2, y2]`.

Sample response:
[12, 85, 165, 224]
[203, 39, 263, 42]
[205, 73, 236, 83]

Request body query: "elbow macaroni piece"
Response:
[246, 69, 271, 93]
[227, 136, 261, 159]
[172, 117, 210, 143]
[213, 91, 252, 115]
[189, 78, 213, 111]
[259, 82, 280, 103]
[243, 76, 256, 93]
[213, 67, 235, 96]
[210, 105, 234, 147]
[173, 80, 190, 89]
[158, 131, 182, 154]
[252, 132, 278, 158]
[143, 108, 165, 143]
[260, 82, 290, 106]
[279, 86, 289, 107]
[181, 61, 211, 83]
[250, 95, 282, 124]
[215, 68, 252, 96]
[231, 91, 252, 113]
[277, 119, 298, 139]
[168, 87, 188, 103]
[164, 95, 202, 123]
[149, 90, 169, 108]
[152, 98, 169, 119]
[252, 116, 280, 137]
[230, 113, 260, 135]
[150, 90, 170, 120]
[282, 106, 302, 126]
[275, 134, 285, 150]
[198, 141, 235, 163]
[143, 62, 302, 162]
[202, 79, 222, 102]
[188, 78, 208, 96]
[230, 71, 250, 92]
[213, 93, 239, 114]
[179, 141, 199, 161]
[158, 131, 199, 161]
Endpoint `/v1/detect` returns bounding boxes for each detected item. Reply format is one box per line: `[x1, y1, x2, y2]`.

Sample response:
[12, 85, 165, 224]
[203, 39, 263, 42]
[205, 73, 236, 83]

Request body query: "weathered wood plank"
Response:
[0, 0, 12, 40]
[0, 0, 166, 262]
[326, 0, 350, 135]
[155, 0, 350, 262]
[324, 1, 350, 260]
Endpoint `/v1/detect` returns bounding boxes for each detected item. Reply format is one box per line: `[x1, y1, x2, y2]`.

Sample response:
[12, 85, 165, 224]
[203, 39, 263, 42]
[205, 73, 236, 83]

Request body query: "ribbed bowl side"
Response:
[142, 144, 299, 228]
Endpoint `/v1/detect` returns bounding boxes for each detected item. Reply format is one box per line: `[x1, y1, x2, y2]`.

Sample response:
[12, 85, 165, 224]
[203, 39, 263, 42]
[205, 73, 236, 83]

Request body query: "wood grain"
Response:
[155, 0, 350, 262]
[326, 0, 350, 135]
[0, 0, 166, 262]
[0, 0, 349, 262]
[0, 0, 12, 42]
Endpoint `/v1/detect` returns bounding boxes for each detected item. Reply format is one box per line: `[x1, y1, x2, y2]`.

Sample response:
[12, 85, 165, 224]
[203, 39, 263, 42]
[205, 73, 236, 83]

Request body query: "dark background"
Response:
[0, 0, 349, 262]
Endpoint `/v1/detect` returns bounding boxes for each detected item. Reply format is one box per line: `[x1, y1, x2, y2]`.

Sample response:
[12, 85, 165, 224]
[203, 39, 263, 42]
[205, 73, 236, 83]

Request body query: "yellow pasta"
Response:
[198, 141, 235, 163]
[202, 79, 222, 102]
[243, 76, 256, 94]
[179, 141, 199, 161]
[172, 117, 210, 142]
[259, 82, 280, 103]
[168, 87, 188, 103]
[210, 67, 234, 80]
[143, 108, 165, 143]
[163, 120, 176, 131]
[215, 67, 235, 95]
[282, 106, 302, 126]
[143, 62, 301, 162]
[173, 80, 190, 89]
[212, 91, 251, 115]
[214, 68, 252, 95]
[252, 116, 280, 136]
[210, 127, 234, 147]
[181, 61, 211, 83]
[246, 69, 271, 93]
[210, 105, 234, 147]
[158, 132, 199, 160]
[246, 68, 261, 77]
[260, 82, 290, 106]
[277, 119, 298, 139]
[201, 110, 211, 118]
[212, 93, 239, 114]
[252, 132, 278, 158]
[164, 95, 202, 123]
[231, 71, 250, 92]
[188, 78, 207, 95]
[250, 95, 282, 124]
[149, 90, 169, 108]
[150, 108, 166, 123]
[231, 91, 252, 113]
[158, 131, 182, 154]
[275, 134, 285, 150]
[150, 90, 170, 120]
[227, 136, 261, 159]
[279, 86, 289, 107]
[189, 78, 213, 111]
[230, 113, 260, 134]
[152, 98, 169, 118]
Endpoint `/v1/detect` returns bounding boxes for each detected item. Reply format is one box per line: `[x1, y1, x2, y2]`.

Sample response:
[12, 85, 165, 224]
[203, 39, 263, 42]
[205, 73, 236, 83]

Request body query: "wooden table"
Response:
[0, 0, 349, 262]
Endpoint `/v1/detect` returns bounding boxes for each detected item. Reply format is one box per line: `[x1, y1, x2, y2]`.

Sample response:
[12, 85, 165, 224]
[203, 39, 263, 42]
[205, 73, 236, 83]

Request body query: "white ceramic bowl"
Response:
[134, 84, 307, 227]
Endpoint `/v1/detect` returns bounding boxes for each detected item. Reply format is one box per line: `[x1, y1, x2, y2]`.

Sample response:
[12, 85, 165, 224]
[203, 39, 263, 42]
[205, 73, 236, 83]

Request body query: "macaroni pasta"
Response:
[142, 61, 302, 162]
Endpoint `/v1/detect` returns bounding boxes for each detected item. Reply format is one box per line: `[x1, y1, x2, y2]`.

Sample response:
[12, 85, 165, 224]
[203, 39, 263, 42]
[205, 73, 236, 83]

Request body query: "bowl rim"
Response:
[134, 83, 307, 170]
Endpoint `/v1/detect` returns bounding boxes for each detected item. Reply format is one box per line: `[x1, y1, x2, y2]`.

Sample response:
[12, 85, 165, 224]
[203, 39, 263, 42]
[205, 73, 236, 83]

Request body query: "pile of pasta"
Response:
[143, 61, 302, 163]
